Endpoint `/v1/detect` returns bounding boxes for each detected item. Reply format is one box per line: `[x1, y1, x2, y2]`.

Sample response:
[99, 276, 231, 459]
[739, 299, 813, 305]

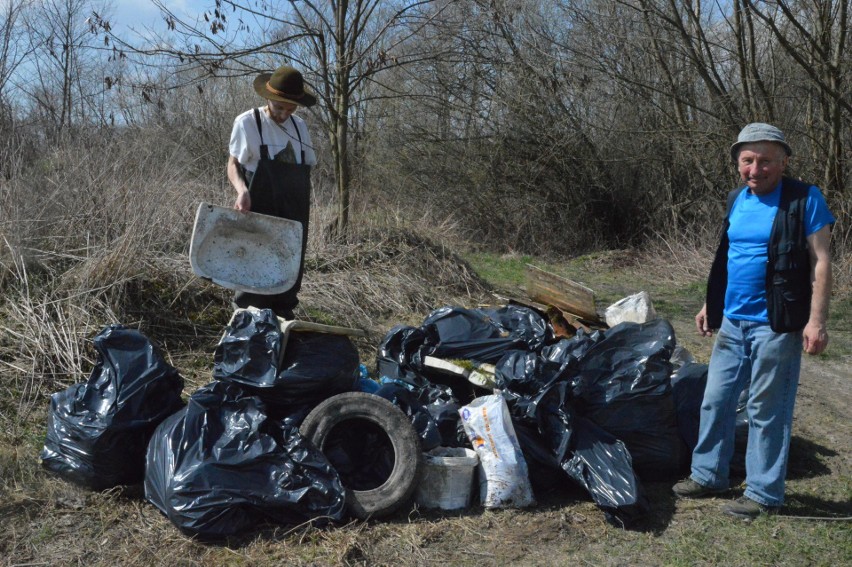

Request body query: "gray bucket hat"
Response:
[730, 123, 792, 161]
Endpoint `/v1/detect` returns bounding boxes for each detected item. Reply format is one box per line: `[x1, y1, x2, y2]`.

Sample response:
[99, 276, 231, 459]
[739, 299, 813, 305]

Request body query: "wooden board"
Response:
[525, 264, 600, 322]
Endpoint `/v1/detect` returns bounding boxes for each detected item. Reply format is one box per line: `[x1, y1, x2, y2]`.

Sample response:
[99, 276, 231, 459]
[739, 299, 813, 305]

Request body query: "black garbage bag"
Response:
[671, 362, 708, 452]
[420, 305, 550, 364]
[144, 382, 345, 540]
[426, 398, 467, 448]
[571, 319, 687, 478]
[526, 382, 576, 463]
[495, 350, 553, 396]
[541, 331, 604, 365]
[273, 332, 359, 406]
[376, 325, 429, 387]
[562, 416, 649, 528]
[484, 305, 551, 352]
[213, 308, 282, 387]
[496, 330, 605, 403]
[514, 423, 567, 492]
[40, 325, 184, 490]
[571, 319, 676, 403]
[375, 384, 442, 451]
[589, 394, 687, 479]
[214, 309, 359, 414]
[497, 332, 604, 419]
[374, 381, 466, 449]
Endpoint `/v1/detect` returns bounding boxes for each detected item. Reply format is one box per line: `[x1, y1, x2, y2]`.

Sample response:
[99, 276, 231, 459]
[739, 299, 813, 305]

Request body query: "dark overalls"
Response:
[234, 109, 311, 318]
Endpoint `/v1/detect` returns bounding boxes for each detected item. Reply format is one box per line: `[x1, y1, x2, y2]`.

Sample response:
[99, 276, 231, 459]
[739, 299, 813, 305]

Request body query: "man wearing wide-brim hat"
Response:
[226, 65, 318, 319]
[673, 123, 835, 520]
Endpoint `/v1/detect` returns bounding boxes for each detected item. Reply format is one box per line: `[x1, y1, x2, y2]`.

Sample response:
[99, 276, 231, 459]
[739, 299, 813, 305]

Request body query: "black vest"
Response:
[705, 177, 812, 333]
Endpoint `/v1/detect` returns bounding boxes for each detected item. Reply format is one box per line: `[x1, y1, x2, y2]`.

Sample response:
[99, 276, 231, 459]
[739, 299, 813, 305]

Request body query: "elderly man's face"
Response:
[267, 100, 298, 124]
[736, 142, 788, 195]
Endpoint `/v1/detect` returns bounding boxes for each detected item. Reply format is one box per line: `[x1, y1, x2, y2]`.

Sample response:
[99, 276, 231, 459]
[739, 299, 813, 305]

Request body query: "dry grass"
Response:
[635, 228, 718, 288]
[301, 225, 489, 327]
[1, 129, 850, 566]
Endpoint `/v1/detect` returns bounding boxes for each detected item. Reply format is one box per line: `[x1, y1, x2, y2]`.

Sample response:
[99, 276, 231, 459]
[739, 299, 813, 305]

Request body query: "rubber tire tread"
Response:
[300, 391, 422, 519]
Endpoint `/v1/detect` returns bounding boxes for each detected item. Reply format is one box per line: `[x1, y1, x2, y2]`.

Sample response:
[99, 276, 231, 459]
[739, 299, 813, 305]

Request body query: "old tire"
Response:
[300, 392, 423, 519]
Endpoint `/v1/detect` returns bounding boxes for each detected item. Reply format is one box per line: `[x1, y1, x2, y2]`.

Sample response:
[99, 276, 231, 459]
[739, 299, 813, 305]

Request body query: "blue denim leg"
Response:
[690, 317, 802, 505]
[742, 323, 802, 507]
[690, 317, 750, 490]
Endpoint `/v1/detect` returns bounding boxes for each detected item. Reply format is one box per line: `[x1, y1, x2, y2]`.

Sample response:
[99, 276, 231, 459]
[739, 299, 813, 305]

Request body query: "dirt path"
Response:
[792, 357, 852, 483]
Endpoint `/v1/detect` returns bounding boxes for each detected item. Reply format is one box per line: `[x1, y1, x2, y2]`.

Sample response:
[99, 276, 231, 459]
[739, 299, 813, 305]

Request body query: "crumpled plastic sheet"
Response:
[562, 416, 650, 528]
[570, 319, 677, 405]
[145, 381, 345, 540]
[40, 325, 184, 489]
[214, 309, 359, 415]
[421, 305, 551, 364]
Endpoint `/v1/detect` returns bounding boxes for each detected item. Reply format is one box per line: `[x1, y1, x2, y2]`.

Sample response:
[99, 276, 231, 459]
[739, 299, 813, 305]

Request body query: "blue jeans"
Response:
[690, 317, 802, 506]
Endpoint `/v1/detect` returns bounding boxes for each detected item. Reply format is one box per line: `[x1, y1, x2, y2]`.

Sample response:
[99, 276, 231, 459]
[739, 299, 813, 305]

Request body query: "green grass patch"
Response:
[462, 252, 534, 289]
[301, 306, 342, 326]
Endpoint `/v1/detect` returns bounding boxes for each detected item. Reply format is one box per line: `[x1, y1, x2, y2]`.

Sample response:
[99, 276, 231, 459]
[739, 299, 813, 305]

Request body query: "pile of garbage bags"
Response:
[375, 305, 705, 528]
[40, 303, 725, 535]
[41, 310, 358, 539]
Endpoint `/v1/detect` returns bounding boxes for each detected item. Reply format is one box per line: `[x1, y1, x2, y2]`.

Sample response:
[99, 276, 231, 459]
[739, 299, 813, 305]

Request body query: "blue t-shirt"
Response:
[724, 183, 835, 322]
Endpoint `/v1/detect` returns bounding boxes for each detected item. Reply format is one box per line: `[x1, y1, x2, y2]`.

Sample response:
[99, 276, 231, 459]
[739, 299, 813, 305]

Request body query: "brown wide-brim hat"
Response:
[253, 65, 317, 107]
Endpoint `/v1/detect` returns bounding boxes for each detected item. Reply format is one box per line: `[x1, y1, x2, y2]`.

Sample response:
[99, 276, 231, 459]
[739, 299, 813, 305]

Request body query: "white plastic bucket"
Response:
[415, 447, 479, 510]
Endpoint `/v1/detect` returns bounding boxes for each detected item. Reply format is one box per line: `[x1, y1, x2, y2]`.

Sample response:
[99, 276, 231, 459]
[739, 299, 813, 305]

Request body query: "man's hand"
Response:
[227, 156, 251, 212]
[802, 321, 829, 355]
[234, 191, 251, 212]
[695, 304, 714, 337]
[803, 226, 832, 356]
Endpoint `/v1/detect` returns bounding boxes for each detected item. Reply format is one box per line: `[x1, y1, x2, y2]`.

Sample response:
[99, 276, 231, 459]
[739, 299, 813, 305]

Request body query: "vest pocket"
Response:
[766, 269, 810, 333]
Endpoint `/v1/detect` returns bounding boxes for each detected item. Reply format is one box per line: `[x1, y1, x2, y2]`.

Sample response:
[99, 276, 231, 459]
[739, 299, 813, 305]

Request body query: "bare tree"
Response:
[0, 0, 32, 102]
[93, 0, 452, 236]
[22, 0, 113, 132]
[745, 0, 849, 198]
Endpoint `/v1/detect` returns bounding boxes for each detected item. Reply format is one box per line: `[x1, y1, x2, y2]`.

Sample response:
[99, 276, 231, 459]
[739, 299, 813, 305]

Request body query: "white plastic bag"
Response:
[459, 395, 535, 508]
[604, 291, 657, 327]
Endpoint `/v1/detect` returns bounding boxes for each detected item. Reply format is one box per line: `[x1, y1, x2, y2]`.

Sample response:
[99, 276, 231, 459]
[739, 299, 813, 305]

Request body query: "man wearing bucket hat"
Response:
[227, 65, 318, 318]
[673, 123, 835, 519]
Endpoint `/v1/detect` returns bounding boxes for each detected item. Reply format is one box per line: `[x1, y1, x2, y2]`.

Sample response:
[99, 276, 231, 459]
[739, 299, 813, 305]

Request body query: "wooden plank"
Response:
[525, 264, 600, 322]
